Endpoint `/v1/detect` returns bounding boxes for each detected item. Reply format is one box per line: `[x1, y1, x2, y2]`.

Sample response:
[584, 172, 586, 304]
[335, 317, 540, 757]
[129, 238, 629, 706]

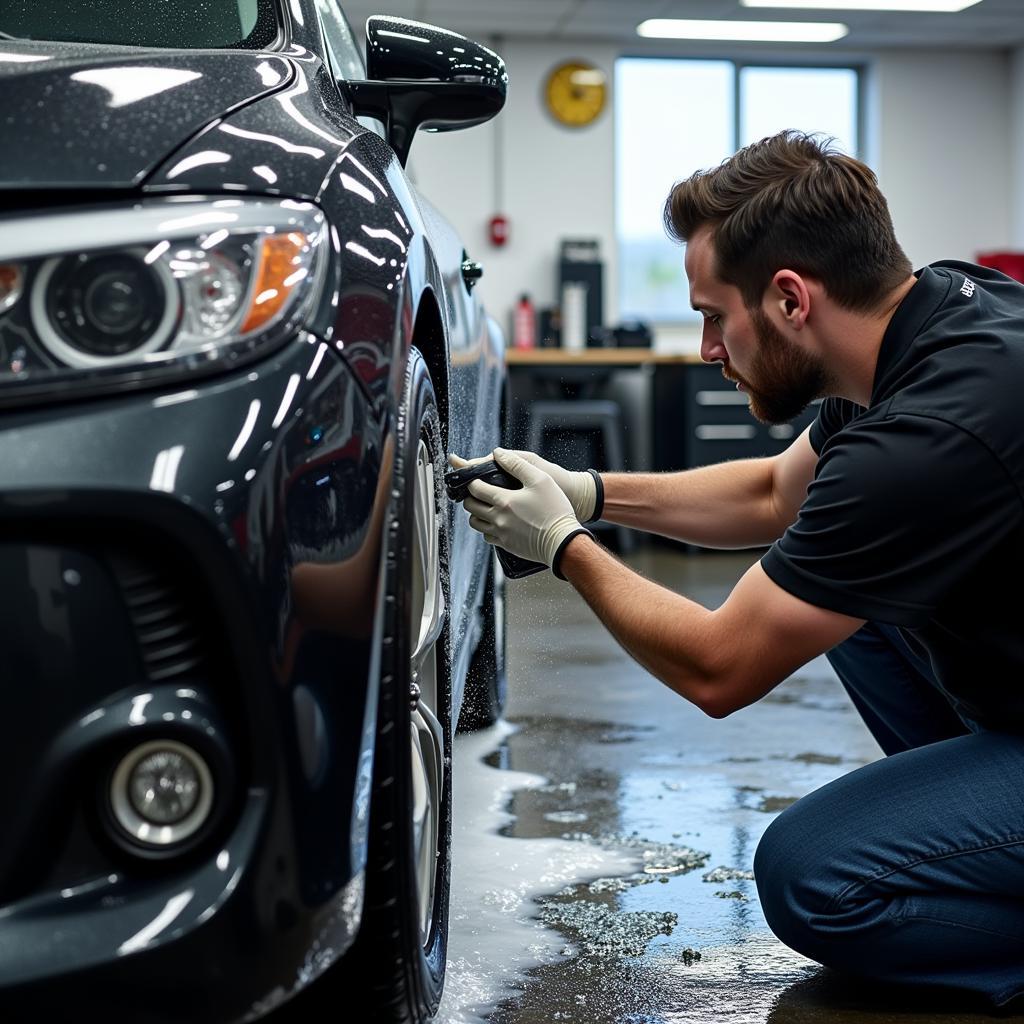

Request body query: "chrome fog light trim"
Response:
[109, 739, 214, 847]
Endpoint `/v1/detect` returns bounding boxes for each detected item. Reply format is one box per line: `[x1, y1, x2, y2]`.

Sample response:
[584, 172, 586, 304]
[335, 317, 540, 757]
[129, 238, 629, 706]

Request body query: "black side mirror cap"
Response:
[343, 15, 507, 167]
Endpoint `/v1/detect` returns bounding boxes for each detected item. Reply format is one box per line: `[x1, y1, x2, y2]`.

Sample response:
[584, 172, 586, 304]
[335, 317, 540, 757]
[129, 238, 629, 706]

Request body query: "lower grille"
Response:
[108, 553, 206, 682]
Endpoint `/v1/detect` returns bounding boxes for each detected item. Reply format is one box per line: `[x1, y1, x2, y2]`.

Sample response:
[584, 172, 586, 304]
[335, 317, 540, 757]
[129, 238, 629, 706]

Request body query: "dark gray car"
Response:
[0, 2, 508, 1020]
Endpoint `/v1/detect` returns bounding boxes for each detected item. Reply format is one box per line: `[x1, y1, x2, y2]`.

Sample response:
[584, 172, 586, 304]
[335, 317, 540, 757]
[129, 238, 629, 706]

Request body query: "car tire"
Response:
[282, 346, 451, 1023]
[457, 549, 507, 731]
[358, 345, 451, 1021]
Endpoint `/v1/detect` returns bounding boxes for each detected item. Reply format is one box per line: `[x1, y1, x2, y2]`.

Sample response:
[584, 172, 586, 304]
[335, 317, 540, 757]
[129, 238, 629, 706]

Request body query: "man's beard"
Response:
[726, 309, 834, 425]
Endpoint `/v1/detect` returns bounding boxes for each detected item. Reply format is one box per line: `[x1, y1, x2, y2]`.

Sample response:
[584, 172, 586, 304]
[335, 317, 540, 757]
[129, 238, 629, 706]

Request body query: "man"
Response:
[453, 130, 1024, 1007]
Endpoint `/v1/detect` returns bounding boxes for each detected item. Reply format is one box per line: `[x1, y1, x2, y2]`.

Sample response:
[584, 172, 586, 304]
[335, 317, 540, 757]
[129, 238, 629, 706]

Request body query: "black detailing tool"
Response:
[444, 460, 547, 578]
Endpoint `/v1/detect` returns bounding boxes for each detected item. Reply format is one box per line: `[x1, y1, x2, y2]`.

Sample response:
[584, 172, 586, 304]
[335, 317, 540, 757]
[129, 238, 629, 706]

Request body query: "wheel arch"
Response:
[407, 288, 450, 454]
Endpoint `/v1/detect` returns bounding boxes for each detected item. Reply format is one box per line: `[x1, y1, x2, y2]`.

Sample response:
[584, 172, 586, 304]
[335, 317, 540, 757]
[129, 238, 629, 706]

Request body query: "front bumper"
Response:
[0, 334, 385, 1020]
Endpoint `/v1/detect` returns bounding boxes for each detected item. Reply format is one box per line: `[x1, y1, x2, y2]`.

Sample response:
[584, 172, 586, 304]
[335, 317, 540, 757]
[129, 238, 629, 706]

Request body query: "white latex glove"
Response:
[449, 449, 599, 522]
[462, 448, 592, 576]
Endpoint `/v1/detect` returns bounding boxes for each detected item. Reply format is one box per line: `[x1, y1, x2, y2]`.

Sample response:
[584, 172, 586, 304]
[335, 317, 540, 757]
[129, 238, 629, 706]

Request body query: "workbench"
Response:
[504, 348, 816, 473]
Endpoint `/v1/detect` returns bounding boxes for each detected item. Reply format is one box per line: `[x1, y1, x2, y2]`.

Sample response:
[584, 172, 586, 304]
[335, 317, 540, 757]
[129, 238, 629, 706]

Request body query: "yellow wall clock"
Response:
[544, 61, 607, 128]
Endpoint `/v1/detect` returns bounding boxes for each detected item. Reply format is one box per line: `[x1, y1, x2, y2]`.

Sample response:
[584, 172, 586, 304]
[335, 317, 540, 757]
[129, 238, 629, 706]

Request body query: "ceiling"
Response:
[339, 0, 1024, 50]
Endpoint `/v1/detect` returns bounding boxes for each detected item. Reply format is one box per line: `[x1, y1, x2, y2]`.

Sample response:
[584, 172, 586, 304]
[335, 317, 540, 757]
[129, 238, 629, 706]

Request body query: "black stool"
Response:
[526, 398, 633, 553]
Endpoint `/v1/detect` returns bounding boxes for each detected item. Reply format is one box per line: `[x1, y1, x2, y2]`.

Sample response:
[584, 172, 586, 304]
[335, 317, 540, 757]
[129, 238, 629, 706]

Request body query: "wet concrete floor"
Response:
[458, 546, 1022, 1024]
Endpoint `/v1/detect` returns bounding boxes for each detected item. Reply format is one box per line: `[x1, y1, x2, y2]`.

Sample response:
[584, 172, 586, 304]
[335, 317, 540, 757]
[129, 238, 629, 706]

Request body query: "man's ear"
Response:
[770, 270, 811, 328]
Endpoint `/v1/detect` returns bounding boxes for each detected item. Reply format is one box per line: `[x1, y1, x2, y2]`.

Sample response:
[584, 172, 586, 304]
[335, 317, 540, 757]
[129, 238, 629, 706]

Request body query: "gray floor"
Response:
[482, 545, 1017, 1024]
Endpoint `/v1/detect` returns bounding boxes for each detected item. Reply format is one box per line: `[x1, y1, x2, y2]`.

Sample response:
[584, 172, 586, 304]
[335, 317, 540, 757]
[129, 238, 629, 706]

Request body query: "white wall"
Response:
[409, 40, 1014, 347]
[871, 50, 1011, 271]
[1011, 46, 1024, 247]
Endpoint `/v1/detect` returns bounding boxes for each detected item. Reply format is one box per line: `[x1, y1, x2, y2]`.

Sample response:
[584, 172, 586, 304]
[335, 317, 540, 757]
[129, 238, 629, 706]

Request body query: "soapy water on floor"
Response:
[436, 712, 806, 1024]
[435, 717, 817, 1024]
[436, 713, 1023, 1024]
[435, 720, 640, 1024]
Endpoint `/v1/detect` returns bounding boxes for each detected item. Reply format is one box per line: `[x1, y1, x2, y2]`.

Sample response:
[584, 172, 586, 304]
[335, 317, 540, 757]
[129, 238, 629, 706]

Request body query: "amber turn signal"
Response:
[240, 232, 309, 335]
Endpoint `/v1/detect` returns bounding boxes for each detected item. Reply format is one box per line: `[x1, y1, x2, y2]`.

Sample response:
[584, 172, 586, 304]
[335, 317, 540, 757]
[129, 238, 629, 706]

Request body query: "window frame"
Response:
[313, 1, 388, 140]
[314, 0, 366, 81]
[614, 55, 866, 327]
[733, 59, 866, 162]
[0, 0, 284, 51]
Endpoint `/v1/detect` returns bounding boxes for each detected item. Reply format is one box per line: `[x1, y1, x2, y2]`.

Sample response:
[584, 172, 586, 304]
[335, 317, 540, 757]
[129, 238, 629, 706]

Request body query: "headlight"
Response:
[0, 196, 329, 401]
[34, 250, 179, 366]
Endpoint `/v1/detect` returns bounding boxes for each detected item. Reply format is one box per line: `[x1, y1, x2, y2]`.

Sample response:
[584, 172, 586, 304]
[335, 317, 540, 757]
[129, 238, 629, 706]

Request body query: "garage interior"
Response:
[342, 1, 1024, 1022]
[4, 1, 1024, 1022]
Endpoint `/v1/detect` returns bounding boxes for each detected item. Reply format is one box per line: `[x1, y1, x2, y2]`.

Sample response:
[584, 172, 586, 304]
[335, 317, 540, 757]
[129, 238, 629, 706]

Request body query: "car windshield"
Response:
[0, 0, 278, 50]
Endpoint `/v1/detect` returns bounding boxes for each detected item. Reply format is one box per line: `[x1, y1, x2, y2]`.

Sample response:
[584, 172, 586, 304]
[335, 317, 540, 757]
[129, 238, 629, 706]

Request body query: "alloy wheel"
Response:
[408, 436, 446, 944]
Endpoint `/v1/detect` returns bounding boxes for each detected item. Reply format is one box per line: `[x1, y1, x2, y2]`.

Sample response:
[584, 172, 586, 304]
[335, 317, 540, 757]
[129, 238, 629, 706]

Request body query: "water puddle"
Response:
[436, 721, 639, 1024]
[440, 713, 1021, 1024]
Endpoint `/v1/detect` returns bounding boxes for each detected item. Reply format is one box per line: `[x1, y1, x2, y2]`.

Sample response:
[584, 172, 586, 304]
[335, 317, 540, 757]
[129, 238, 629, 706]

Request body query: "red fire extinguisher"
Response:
[513, 293, 536, 350]
[489, 214, 509, 248]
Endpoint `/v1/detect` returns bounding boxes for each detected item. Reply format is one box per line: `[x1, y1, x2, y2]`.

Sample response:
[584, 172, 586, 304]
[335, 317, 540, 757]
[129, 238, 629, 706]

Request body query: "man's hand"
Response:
[449, 449, 599, 522]
[462, 448, 592, 575]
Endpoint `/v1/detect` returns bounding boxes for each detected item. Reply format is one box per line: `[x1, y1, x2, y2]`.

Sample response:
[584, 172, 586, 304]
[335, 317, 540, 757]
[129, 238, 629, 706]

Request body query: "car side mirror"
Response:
[342, 15, 508, 167]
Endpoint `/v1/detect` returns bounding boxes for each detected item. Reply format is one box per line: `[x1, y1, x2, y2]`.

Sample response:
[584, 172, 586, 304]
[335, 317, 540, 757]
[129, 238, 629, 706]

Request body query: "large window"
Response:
[615, 59, 860, 324]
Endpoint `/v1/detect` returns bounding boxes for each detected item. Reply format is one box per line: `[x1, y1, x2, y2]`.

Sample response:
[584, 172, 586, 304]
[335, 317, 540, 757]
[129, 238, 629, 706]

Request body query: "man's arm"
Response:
[557, 533, 864, 717]
[599, 425, 819, 548]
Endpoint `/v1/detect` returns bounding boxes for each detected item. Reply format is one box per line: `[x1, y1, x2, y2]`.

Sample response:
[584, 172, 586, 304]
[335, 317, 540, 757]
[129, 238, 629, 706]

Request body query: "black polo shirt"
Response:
[761, 261, 1024, 731]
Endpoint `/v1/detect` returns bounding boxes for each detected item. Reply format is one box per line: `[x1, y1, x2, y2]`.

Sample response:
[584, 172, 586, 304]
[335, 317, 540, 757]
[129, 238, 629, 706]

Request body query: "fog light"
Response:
[110, 739, 214, 847]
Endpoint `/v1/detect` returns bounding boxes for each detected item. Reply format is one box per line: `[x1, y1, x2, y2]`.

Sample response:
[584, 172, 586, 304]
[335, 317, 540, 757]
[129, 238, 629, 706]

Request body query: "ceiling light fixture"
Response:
[636, 19, 849, 42]
[742, 0, 982, 11]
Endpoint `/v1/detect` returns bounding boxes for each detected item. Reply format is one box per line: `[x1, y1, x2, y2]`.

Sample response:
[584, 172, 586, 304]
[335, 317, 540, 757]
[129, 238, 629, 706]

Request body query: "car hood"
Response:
[0, 40, 292, 189]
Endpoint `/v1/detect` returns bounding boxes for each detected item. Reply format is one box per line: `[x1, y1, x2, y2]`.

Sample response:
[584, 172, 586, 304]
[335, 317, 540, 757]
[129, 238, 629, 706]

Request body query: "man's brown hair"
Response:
[664, 131, 911, 312]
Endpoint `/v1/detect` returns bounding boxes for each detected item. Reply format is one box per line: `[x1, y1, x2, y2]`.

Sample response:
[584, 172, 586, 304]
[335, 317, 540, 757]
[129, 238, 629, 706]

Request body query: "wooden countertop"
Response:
[505, 347, 703, 365]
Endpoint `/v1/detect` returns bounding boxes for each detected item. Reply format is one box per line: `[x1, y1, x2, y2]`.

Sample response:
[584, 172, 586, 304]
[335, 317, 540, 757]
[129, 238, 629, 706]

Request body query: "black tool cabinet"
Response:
[653, 362, 818, 472]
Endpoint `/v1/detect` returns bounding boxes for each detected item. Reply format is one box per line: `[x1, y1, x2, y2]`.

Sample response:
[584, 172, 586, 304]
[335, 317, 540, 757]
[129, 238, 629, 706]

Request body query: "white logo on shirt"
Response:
[961, 278, 976, 298]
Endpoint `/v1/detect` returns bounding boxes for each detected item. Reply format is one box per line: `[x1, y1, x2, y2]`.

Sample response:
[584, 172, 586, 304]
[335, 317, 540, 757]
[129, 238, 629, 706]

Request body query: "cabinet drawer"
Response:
[686, 424, 801, 465]
[685, 379, 816, 465]
[693, 388, 749, 407]
[691, 403, 760, 427]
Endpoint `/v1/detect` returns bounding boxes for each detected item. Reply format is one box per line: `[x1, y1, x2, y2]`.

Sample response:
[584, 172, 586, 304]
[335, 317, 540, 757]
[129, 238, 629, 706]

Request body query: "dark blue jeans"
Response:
[754, 621, 1024, 1007]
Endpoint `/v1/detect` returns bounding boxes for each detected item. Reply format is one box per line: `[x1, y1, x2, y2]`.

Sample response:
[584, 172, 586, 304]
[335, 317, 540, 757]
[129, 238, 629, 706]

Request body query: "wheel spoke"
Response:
[410, 443, 445, 677]
[414, 459, 432, 591]
[408, 434, 446, 946]
[410, 701, 442, 939]
[420, 457, 436, 580]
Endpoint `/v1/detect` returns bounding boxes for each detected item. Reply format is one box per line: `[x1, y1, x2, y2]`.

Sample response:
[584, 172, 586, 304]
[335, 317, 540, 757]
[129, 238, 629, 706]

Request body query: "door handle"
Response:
[461, 259, 484, 290]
